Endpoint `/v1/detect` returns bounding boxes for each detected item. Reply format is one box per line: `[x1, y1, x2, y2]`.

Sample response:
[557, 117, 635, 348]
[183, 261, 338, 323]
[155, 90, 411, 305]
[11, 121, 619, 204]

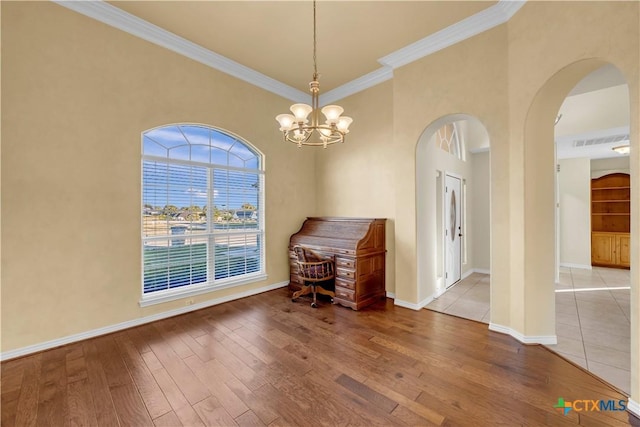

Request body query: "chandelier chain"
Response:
[313, 0, 317, 79]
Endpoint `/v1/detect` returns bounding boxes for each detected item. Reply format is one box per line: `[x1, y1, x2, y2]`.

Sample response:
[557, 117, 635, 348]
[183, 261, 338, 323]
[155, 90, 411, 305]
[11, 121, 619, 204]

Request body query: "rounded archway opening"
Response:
[523, 59, 634, 394]
[416, 114, 491, 318]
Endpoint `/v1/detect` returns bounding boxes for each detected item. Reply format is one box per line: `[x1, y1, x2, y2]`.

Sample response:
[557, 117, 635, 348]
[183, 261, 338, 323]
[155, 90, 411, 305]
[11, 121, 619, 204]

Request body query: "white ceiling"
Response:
[556, 125, 630, 160]
[557, 67, 630, 160]
[568, 64, 627, 97]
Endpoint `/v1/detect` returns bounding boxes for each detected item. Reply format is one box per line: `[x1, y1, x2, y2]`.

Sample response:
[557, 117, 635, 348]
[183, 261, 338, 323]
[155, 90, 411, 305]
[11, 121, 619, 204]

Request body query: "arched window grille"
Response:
[435, 122, 463, 160]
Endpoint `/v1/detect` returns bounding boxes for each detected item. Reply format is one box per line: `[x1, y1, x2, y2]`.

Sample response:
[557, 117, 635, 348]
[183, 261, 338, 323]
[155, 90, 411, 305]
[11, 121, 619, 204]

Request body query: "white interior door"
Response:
[445, 174, 462, 288]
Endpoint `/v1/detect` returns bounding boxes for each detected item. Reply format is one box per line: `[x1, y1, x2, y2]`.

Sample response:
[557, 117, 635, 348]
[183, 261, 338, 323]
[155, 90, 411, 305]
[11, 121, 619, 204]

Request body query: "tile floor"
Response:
[425, 267, 631, 394]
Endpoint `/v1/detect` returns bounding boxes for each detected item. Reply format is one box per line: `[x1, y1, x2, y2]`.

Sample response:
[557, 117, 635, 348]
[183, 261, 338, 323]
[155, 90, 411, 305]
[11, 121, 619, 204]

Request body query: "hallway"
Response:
[425, 267, 631, 394]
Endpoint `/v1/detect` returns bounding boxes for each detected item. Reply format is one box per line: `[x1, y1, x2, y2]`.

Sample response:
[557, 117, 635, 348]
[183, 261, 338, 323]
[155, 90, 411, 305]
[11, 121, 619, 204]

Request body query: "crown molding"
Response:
[378, 0, 526, 70]
[52, 0, 310, 104]
[52, 0, 525, 104]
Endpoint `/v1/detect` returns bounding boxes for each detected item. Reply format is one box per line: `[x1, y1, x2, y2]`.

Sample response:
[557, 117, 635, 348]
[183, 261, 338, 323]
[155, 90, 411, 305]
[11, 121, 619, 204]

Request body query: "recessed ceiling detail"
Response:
[53, 0, 524, 105]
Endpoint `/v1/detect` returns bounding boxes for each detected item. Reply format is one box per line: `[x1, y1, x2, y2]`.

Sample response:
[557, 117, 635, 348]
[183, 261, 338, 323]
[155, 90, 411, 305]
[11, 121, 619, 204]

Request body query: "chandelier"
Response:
[275, 1, 352, 148]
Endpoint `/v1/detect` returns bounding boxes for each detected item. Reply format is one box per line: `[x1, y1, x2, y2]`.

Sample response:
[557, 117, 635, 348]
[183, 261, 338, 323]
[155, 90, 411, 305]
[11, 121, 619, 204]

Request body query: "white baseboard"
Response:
[1, 281, 289, 361]
[628, 398, 640, 418]
[444, 269, 490, 292]
[559, 263, 592, 270]
[489, 322, 557, 345]
[461, 268, 491, 280]
[394, 295, 434, 311]
[386, 291, 396, 300]
[461, 269, 474, 280]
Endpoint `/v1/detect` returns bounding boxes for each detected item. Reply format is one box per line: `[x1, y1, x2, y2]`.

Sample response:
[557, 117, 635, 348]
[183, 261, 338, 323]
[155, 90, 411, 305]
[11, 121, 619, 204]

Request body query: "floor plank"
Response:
[36, 347, 68, 426]
[115, 333, 172, 419]
[13, 354, 41, 427]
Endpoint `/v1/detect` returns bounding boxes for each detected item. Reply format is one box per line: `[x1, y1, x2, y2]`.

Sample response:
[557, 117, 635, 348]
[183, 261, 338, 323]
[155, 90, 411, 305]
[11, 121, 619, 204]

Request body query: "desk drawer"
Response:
[335, 277, 355, 290]
[337, 268, 355, 279]
[334, 286, 355, 302]
[335, 257, 356, 269]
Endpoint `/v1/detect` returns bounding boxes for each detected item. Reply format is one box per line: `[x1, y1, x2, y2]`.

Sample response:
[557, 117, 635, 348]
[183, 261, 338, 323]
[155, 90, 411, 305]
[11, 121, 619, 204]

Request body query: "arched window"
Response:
[435, 122, 464, 160]
[141, 124, 265, 305]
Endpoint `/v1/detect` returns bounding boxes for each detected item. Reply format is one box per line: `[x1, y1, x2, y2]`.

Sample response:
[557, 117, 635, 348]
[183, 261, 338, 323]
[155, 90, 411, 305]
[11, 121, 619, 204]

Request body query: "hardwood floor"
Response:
[1, 288, 636, 426]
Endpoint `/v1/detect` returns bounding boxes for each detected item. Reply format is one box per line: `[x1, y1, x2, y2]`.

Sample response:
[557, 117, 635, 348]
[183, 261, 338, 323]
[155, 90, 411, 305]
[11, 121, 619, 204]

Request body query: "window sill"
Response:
[139, 272, 268, 307]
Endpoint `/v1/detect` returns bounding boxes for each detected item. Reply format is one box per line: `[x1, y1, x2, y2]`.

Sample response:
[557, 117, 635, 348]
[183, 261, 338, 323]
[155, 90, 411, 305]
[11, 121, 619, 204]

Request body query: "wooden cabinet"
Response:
[591, 173, 630, 268]
[592, 232, 630, 268]
[618, 233, 631, 266]
[289, 217, 386, 310]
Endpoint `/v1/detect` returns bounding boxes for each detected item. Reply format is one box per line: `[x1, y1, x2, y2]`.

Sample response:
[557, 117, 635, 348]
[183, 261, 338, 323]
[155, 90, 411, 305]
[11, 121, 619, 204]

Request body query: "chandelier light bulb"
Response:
[290, 104, 313, 122]
[318, 127, 332, 137]
[275, 114, 296, 131]
[336, 116, 353, 133]
[321, 105, 344, 124]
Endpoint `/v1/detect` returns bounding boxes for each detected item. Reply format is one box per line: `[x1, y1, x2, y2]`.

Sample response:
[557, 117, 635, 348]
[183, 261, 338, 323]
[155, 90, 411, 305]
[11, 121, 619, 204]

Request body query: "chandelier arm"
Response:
[283, 124, 345, 147]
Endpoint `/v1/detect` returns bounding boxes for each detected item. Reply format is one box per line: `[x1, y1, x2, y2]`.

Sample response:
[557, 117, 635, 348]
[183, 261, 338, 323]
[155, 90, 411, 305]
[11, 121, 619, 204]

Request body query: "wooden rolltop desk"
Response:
[289, 217, 386, 310]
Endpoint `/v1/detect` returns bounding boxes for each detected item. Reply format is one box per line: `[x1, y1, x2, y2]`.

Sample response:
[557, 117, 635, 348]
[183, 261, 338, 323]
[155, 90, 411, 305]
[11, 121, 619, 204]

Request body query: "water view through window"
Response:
[142, 124, 264, 298]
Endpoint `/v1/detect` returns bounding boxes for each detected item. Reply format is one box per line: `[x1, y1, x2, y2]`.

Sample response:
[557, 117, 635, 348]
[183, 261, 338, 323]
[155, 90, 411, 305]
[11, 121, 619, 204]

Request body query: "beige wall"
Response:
[393, 25, 509, 306]
[558, 158, 591, 268]
[1, 2, 316, 352]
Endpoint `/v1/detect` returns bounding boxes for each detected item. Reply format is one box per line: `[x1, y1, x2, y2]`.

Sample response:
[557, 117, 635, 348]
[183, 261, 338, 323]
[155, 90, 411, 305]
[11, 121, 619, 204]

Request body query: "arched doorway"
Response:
[416, 114, 491, 320]
[522, 59, 636, 402]
[551, 64, 632, 393]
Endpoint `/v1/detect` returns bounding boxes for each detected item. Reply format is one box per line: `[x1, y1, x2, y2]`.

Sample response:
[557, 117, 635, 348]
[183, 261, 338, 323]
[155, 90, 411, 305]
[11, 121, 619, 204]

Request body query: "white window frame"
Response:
[140, 124, 266, 307]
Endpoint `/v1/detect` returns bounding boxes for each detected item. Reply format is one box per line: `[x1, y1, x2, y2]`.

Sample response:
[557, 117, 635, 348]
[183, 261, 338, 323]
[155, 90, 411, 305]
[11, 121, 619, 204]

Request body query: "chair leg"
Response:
[292, 285, 312, 301]
[293, 282, 334, 308]
[315, 286, 335, 298]
[311, 284, 317, 308]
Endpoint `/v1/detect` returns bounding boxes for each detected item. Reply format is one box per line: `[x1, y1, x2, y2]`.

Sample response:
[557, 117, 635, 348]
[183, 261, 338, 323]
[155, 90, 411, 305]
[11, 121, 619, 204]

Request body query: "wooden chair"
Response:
[291, 245, 335, 308]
